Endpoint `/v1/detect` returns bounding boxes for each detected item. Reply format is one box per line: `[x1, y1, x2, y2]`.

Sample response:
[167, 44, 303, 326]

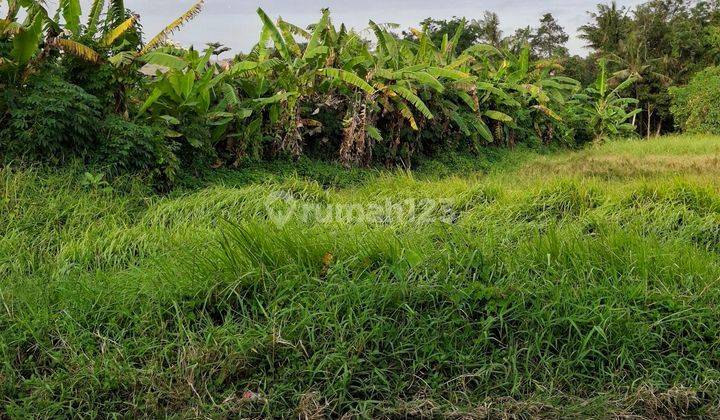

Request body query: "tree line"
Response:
[416, 1, 720, 136]
[0, 0, 718, 186]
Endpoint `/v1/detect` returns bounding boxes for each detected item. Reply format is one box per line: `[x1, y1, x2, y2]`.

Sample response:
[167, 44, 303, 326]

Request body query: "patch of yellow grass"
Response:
[501, 135, 720, 189]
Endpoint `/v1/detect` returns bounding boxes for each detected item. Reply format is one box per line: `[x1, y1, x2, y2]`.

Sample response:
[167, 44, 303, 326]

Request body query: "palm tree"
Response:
[608, 32, 671, 136]
[579, 1, 630, 54]
[478, 12, 503, 48]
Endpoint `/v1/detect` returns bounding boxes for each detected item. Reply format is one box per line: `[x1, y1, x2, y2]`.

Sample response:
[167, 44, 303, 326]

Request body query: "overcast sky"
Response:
[40, 0, 647, 56]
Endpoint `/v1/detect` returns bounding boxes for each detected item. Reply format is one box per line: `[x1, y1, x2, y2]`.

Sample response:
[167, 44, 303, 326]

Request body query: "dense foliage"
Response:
[1, 0, 719, 183]
[0, 70, 101, 161]
[414, 1, 720, 137]
[578, 0, 720, 136]
[670, 66, 720, 134]
[1, 0, 647, 185]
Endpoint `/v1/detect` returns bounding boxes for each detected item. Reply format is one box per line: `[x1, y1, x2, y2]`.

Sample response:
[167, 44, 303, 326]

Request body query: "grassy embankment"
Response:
[2, 134, 720, 417]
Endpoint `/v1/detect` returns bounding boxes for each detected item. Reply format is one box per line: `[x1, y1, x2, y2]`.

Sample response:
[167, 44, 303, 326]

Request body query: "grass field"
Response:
[2, 134, 720, 417]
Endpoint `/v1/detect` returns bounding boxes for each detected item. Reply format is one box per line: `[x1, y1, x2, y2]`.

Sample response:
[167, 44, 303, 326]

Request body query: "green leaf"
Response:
[141, 52, 188, 71]
[611, 75, 638, 97]
[319, 68, 375, 94]
[254, 91, 298, 106]
[404, 71, 444, 92]
[187, 136, 204, 147]
[366, 125, 383, 142]
[304, 9, 329, 59]
[455, 91, 477, 111]
[426, 67, 472, 81]
[61, 0, 82, 35]
[484, 110, 513, 123]
[160, 115, 181, 125]
[236, 109, 254, 119]
[368, 20, 388, 57]
[168, 71, 195, 99]
[540, 79, 564, 90]
[303, 45, 329, 59]
[448, 110, 470, 135]
[518, 46, 530, 76]
[108, 0, 126, 26]
[278, 18, 302, 57]
[108, 51, 135, 66]
[461, 43, 502, 57]
[470, 118, 494, 142]
[447, 18, 465, 56]
[228, 61, 260, 76]
[138, 88, 163, 116]
[11, 11, 44, 65]
[390, 85, 433, 120]
[86, 0, 105, 35]
[256, 8, 290, 60]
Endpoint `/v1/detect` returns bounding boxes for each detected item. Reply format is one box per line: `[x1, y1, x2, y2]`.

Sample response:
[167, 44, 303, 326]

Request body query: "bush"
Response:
[0, 71, 180, 184]
[98, 116, 179, 181]
[0, 71, 101, 162]
[670, 66, 720, 135]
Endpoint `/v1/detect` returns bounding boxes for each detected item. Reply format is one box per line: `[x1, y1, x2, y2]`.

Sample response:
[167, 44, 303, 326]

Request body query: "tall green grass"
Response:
[1, 135, 720, 417]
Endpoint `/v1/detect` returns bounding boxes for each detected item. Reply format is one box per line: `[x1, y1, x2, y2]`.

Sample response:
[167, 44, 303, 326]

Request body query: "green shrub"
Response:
[98, 116, 179, 181]
[670, 66, 720, 135]
[0, 71, 101, 162]
[0, 72, 181, 183]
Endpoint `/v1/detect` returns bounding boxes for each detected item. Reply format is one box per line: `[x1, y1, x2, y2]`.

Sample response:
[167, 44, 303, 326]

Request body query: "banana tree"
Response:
[1, 0, 181, 116]
[231, 8, 374, 159]
[404, 23, 536, 149]
[504, 48, 580, 145]
[340, 21, 455, 165]
[0, 0, 54, 83]
[570, 58, 640, 142]
[0, 0, 140, 81]
[428, 31, 505, 147]
[461, 43, 580, 146]
[137, 47, 231, 157]
[404, 25, 515, 148]
[75, 0, 206, 113]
